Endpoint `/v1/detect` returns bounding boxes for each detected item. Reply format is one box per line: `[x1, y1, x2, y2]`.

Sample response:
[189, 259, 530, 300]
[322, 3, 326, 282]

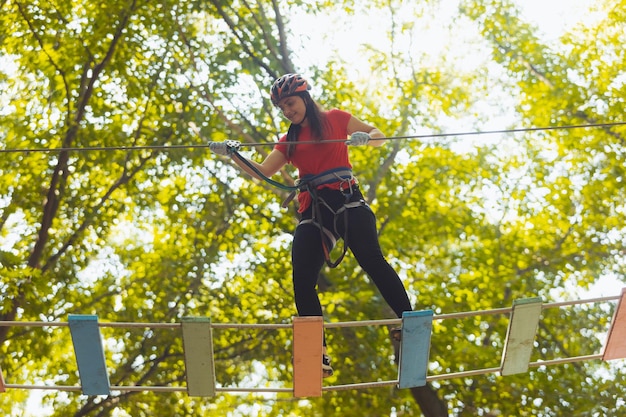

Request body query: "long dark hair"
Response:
[286, 91, 328, 159]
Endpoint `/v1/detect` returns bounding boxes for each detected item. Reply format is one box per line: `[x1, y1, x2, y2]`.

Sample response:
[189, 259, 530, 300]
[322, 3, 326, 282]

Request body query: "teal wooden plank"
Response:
[181, 317, 216, 397]
[398, 310, 433, 389]
[500, 297, 543, 376]
[68, 315, 110, 395]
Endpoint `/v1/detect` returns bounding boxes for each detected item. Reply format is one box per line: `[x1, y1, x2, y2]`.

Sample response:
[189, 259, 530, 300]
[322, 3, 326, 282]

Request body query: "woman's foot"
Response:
[322, 354, 334, 377]
[390, 327, 402, 342]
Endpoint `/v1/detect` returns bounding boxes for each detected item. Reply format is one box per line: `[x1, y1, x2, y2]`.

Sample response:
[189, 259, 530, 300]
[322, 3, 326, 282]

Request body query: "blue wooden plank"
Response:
[181, 317, 216, 397]
[68, 315, 110, 396]
[398, 310, 433, 389]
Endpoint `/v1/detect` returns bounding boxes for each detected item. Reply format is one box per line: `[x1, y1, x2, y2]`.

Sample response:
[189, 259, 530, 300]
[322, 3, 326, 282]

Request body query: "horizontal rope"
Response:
[0, 294, 619, 330]
[2, 383, 298, 394]
[2, 354, 607, 394]
[529, 353, 604, 368]
[1, 121, 624, 154]
[327, 353, 606, 390]
[324, 380, 398, 391]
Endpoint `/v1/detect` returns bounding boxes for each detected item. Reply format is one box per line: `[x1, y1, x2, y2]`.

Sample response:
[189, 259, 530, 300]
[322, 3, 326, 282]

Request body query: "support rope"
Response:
[1, 121, 624, 154]
[231, 151, 298, 192]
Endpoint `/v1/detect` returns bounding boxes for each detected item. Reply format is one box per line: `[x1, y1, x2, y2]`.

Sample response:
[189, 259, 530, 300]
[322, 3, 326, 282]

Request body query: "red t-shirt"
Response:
[274, 109, 353, 212]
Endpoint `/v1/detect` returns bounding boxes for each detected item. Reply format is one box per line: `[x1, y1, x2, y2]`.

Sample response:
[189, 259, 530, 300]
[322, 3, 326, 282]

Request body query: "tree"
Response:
[1, 0, 624, 416]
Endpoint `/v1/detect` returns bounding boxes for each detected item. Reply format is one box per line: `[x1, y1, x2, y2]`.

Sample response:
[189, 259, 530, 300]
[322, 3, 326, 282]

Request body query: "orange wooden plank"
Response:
[292, 316, 323, 398]
[0, 363, 5, 393]
[603, 288, 626, 361]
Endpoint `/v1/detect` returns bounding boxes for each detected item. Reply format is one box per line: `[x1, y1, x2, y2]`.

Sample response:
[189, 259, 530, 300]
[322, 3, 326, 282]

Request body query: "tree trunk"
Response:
[393, 338, 448, 416]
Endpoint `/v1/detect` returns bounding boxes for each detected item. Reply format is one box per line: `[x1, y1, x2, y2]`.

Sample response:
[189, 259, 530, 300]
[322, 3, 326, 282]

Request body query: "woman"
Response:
[209, 73, 413, 377]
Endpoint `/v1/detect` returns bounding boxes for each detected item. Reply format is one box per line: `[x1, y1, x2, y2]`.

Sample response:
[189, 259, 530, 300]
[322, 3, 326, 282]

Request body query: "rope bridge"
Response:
[0, 290, 624, 398]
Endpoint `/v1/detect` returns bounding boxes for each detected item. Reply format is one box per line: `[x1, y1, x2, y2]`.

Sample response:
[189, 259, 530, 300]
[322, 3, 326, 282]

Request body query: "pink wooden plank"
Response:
[0, 363, 5, 393]
[293, 316, 323, 397]
[603, 288, 626, 361]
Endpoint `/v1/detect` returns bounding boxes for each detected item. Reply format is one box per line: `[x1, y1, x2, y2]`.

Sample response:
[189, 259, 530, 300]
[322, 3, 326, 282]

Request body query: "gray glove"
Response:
[209, 140, 241, 156]
[347, 131, 370, 146]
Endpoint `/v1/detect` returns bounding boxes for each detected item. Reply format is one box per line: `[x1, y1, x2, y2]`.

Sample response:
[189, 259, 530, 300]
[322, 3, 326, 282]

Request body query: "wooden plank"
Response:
[0, 363, 5, 393]
[68, 315, 110, 396]
[603, 288, 626, 361]
[181, 317, 216, 397]
[292, 316, 323, 397]
[500, 297, 543, 376]
[398, 310, 433, 389]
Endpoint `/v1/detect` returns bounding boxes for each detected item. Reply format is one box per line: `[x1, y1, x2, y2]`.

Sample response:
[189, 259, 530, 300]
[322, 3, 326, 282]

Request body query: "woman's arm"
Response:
[230, 148, 288, 180]
[346, 116, 387, 147]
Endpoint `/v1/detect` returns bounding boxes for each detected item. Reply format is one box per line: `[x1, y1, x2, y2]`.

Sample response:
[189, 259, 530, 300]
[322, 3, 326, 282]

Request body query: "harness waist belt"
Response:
[299, 168, 353, 189]
[281, 168, 354, 208]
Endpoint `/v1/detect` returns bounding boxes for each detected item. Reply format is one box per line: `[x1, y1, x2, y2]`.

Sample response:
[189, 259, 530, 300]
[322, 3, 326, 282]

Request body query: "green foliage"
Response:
[0, 0, 624, 416]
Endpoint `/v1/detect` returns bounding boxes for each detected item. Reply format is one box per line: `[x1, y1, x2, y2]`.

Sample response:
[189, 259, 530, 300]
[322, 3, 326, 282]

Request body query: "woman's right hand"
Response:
[209, 140, 241, 156]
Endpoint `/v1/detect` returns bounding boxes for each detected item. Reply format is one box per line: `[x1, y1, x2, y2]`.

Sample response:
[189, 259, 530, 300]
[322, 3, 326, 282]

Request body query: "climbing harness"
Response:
[230, 150, 366, 268]
[299, 168, 366, 268]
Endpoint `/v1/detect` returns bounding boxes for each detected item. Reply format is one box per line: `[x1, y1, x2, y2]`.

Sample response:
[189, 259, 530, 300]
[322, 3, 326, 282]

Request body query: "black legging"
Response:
[291, 186, 413, 322]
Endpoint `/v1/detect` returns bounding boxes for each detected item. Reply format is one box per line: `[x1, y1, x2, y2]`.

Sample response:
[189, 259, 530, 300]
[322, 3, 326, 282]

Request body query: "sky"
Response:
[16, 0, 622, 415]
[293, 0, 601, 74]
[288, 0, 606, 141]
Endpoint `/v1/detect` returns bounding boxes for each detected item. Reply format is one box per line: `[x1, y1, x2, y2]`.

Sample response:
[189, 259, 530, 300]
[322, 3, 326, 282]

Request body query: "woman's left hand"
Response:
[347, 131, 370, 146]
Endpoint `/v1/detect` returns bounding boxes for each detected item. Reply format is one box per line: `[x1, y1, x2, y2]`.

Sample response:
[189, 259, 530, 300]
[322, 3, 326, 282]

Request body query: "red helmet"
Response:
[270, 74, 311, 105]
